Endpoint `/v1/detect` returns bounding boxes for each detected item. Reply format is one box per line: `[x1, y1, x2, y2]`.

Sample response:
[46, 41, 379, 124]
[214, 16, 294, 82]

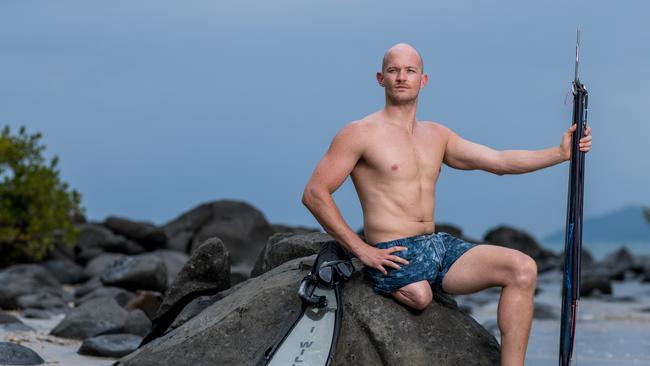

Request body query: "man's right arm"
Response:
[301, 121, 369, 256]
[301, 121, 408, 275]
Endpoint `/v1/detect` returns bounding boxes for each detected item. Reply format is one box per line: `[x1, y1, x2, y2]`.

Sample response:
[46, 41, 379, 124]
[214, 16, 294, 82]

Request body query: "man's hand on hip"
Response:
[357, 245, 410, 276]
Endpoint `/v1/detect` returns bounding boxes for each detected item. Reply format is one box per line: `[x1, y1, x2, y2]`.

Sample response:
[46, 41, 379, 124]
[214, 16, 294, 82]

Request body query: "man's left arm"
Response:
[442, 124, 593, 175]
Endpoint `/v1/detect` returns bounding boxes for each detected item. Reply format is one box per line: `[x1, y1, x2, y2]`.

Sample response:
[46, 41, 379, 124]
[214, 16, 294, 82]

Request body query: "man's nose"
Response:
[396, 70, 406, 81]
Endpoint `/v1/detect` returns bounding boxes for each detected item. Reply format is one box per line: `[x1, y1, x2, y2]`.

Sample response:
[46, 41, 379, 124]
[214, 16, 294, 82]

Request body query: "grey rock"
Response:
[141, 238, 230, 344]
[103, 216, 167, 250]
[533, 302, 559, 320]
[122, 309, 151, 337]
[0, 322, 35, 332]
[0, 311, 21, 325]
[0, 342, 44, 365]
[0, 312, 34, 332]
[75, 286, 136, 308]
[75, 224, 145, 263]
[74, 277, 104, 298]
[252, 232, 334, 277]
[116, 257, 500, 366]
[138, 250, 189, 287]
[269, 223, 320, 235]
[580, 269, 613, 296]
[484, 226, 558, 272]
[20, 309, 53, 319]
[78, 334, 142, 358]
[16, 288, 71, 310]
[126, 291, 163, 320]
[0, 265, 62, 309]
[101, 256, 167, 293]
[167, 294, 222, 333]
[42, 259, 88, 284]
[162, 199, 274, 283]
[481, 319, 501, 341]
[601, 246, 640, 280]
[435, 223, 482, 244]
[84, 253, 126, 278]
[50, 298, 130, 340]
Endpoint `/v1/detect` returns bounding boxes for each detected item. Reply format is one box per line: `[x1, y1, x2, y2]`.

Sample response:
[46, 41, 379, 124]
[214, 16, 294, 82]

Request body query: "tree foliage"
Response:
[0, 125, 83, 262]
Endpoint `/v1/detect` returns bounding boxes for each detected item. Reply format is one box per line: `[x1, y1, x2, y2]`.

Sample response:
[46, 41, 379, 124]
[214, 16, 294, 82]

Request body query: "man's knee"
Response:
[511, 254, 537, 290]
[396, 283, 432, 310]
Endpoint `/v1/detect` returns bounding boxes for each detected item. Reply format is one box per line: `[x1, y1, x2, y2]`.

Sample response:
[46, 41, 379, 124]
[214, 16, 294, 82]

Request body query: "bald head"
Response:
[381, 43, 423, 72]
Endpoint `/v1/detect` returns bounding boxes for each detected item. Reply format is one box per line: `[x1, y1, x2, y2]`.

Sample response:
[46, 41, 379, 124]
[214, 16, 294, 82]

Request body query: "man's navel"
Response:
[391, 164, 399, 171]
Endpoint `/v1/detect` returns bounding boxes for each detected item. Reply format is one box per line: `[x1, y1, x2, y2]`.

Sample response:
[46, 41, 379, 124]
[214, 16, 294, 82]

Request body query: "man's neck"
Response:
[382, 100, 419, 133]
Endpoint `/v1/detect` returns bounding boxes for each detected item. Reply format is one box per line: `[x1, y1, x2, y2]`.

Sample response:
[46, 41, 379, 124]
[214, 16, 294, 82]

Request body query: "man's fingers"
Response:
[388, 255, 409, 265]
[376, 266, 388, 276]
[383, 260, 401, 271]
[388, 246, 408, 254]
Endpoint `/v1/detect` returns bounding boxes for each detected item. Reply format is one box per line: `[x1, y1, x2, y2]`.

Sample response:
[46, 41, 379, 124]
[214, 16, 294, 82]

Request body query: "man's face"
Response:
[377, 49, 428, 104]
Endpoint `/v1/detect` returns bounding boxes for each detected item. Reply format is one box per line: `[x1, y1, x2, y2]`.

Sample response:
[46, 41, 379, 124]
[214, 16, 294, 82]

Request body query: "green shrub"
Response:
[0, 125, 84, 263]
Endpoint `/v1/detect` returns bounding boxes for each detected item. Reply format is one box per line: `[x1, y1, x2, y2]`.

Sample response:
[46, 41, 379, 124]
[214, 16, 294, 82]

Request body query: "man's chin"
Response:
[387, 94, 418, 105]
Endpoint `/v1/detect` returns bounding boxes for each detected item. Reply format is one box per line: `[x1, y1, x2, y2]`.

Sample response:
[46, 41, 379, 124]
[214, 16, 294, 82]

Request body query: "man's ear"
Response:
[376, 72, 385, 87]
[420, 73, 429, 89]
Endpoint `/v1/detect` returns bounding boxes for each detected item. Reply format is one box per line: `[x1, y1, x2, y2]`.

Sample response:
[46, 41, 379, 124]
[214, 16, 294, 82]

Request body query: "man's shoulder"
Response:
[420, 120, 449, 131]
[419, 121, 453, 138]
[337, 118, 376, 136]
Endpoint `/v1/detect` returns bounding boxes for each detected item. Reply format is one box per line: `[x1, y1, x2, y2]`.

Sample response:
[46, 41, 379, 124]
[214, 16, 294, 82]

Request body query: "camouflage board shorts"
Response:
[364, 232, 478, 295]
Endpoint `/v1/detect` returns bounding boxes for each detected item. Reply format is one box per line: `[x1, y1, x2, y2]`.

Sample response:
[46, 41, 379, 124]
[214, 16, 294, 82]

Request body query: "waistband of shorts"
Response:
[373, 232, 437, 249]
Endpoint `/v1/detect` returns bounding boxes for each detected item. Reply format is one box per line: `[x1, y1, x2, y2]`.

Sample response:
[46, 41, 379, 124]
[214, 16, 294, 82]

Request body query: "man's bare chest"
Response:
[356, 133, 446, 181]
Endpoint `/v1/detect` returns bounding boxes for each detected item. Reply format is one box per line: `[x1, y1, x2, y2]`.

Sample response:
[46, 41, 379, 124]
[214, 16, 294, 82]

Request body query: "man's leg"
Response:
[392, 280, 433, 310]
[441, 244, 537, 366]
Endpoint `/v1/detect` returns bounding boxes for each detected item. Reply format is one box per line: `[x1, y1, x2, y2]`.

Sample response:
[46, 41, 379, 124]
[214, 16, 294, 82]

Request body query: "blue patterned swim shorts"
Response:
[364, 232, 478, 295]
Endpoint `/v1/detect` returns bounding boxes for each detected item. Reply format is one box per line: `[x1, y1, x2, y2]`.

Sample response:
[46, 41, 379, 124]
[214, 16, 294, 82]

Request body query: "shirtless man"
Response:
[301, 43, 592, 366]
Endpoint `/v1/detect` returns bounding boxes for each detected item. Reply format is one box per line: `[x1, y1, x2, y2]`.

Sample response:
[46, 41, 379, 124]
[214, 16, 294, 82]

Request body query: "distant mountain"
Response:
[543, 205, 650, 243]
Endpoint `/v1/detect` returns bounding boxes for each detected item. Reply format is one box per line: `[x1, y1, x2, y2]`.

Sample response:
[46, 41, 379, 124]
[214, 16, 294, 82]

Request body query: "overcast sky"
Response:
[1, 0, 648, 240]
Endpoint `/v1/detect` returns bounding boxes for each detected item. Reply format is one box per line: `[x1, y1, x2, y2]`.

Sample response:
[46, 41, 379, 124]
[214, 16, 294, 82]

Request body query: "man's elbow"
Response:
[489, 167, 506, 176]
[301, 186, 326, 207]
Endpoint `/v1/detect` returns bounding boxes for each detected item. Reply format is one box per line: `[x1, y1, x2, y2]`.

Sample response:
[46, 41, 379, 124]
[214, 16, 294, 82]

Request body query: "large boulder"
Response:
[484, 226, 558, 272]
[75, 286, 136, 308]
[0, 342, 44, 365]
[116, 257, 500, 366]
[41, 259, 88, 284]
[101, 256, 168, 293]
[435, 223, 481, 244]
[50, 297, 150, 340]
[580, 269, 613, 296]
[84, 253, 126, 278]
[138, 250, 189, 286]
[251, 232, 334, 277]
[103, 216, 167, 250]
[75, 224, 145, 263]
[601, 246, 641, 280]
[16, 288, 71, 310]
[161, 200, 274, 283]
[269, 223, 320, 235]
[0, 264, 62, 309]
[141, 238, 230, 344]
[78, 334, 143, 358]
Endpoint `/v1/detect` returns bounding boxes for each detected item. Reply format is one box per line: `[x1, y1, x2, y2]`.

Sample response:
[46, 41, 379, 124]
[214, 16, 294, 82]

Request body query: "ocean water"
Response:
[541, 240, 650, 261]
